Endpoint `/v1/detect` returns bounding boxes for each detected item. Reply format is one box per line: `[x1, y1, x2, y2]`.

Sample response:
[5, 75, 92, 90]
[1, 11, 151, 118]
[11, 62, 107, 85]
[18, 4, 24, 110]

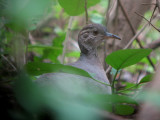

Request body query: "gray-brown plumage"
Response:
[36, 24, 121, 94]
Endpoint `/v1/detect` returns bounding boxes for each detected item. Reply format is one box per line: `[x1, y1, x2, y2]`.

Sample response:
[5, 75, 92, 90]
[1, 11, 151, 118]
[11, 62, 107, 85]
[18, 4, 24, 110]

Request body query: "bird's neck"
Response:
[79, 49, 101, 64]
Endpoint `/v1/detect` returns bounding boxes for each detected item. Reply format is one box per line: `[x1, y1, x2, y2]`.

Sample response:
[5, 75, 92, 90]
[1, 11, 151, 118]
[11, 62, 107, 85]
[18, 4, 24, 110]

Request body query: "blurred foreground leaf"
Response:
[3, 0, 52, 30]
[14, 72, 102, 120]
[136, 91, 160, 107]
[14, 72, 44, 113]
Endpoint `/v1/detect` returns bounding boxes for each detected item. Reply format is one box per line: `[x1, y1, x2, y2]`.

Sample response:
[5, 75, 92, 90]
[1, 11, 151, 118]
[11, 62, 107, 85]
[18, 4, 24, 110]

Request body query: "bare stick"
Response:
[135, 12, 160, 32]
[124, 23, 148, 49]
[118, 0, 155, 70]
[106, 66, 112, 74]
[142, 3, 156, 5]
[1, 55, 17, 71]
[84, 0, 88, 24]
[145, 39, 160, 49]
[150, 5, 157, 23]
[157, 0, 160, 12]
[61, 17, 74, 64]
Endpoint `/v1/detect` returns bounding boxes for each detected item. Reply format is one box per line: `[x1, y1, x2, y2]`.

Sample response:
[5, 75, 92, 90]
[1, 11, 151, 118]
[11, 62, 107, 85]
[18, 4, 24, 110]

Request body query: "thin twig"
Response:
[1, 55, 17, 71]
[150, 5, 157, 23]
[157, 0, 160, 12]
[118, 0, 156, 70]
[105, 0, 111, 23]
[61, 17, 74, 64]
[104, 0, 111, 70]
[145, 39, 160, 49]
[142, 3, 156, 5]
[106, 0, 117, 24]
[142, 0, 160, 22]
[135, 12, 160, 32]
[124, 23, 148, 49]
[106, 66, 112, 74]
[84, 0, 88, 24]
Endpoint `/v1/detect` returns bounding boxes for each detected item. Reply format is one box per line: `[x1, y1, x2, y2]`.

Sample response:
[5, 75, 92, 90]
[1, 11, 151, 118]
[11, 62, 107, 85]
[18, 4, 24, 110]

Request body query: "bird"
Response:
[36, 23, 121, 95]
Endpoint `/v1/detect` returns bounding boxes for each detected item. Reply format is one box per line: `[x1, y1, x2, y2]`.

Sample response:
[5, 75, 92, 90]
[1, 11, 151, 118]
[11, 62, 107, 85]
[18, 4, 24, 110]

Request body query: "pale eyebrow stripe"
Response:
[80, 28, 93, 35]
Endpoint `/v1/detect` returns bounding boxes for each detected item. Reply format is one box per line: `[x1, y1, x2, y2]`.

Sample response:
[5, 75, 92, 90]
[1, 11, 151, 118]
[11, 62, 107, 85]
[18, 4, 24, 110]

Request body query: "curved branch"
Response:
[145, 39, 160, 50]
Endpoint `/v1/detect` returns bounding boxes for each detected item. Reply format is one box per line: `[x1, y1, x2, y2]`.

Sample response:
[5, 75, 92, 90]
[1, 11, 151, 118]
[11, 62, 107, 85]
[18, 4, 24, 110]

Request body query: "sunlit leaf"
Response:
[42, 33, 65, 63]
[58, 0, 100, 16]
[66, 51, 80, 58]
[105, 49, 152, 70]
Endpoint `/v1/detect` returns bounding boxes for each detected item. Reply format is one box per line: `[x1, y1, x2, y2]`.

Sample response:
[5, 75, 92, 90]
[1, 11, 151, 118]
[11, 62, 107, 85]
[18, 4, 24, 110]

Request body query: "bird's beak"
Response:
[105, 32, 121, 40]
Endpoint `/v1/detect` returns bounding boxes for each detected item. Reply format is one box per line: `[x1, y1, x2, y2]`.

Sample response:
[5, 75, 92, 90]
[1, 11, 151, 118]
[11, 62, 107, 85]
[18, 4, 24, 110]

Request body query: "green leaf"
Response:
[25, 62, 110, 86]
[28, 33, 65, 63]
[58, 0, 100, 16]
[139, 74, 153, 84]
[42, 33, 65, 63]
[66, 51, 80, 58]
[89, 94, 138, 105]
[105, 49, 152, 70]
[115, 104, 135, 116]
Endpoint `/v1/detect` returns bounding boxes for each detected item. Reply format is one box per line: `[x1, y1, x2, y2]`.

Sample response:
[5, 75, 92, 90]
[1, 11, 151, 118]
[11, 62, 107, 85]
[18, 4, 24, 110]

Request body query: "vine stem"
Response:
[84, 0, 88, 24]
[61, 17, 74, 64]
[111, 70, 118, 94]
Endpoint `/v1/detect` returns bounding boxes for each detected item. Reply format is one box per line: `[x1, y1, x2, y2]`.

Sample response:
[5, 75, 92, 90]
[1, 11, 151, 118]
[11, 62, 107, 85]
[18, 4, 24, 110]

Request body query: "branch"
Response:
[84, 0, 88, 24]
[1, 55, 17, 71]
[142, 0, 160, 22]
[61, 17, 74, 64]
[118, 0, 156, 71]
[150, 5, 157, 23]
[157, 0, 160, 12]
[123, 23, 148, 49]
[141, 3, 156, 5]
[145, 39, 160, 49]
[135, 12, 160, 32]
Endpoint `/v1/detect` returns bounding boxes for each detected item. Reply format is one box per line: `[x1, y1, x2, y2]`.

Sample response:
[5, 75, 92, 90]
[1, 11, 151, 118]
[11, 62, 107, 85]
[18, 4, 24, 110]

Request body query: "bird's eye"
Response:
[93, 30, 98, 36]
[83, 33, 88, 38]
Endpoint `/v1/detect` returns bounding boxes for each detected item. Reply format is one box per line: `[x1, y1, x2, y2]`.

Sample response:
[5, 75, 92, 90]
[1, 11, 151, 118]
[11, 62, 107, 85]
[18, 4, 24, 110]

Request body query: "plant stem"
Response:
[61, 17, 74, 64]
[111, 70, 118, 94]
[84, 0, 88, 24]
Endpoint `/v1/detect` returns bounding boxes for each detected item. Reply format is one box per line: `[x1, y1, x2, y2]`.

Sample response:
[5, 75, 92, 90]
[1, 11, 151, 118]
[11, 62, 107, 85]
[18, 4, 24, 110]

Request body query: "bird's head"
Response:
[78, 24, 121, 54]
